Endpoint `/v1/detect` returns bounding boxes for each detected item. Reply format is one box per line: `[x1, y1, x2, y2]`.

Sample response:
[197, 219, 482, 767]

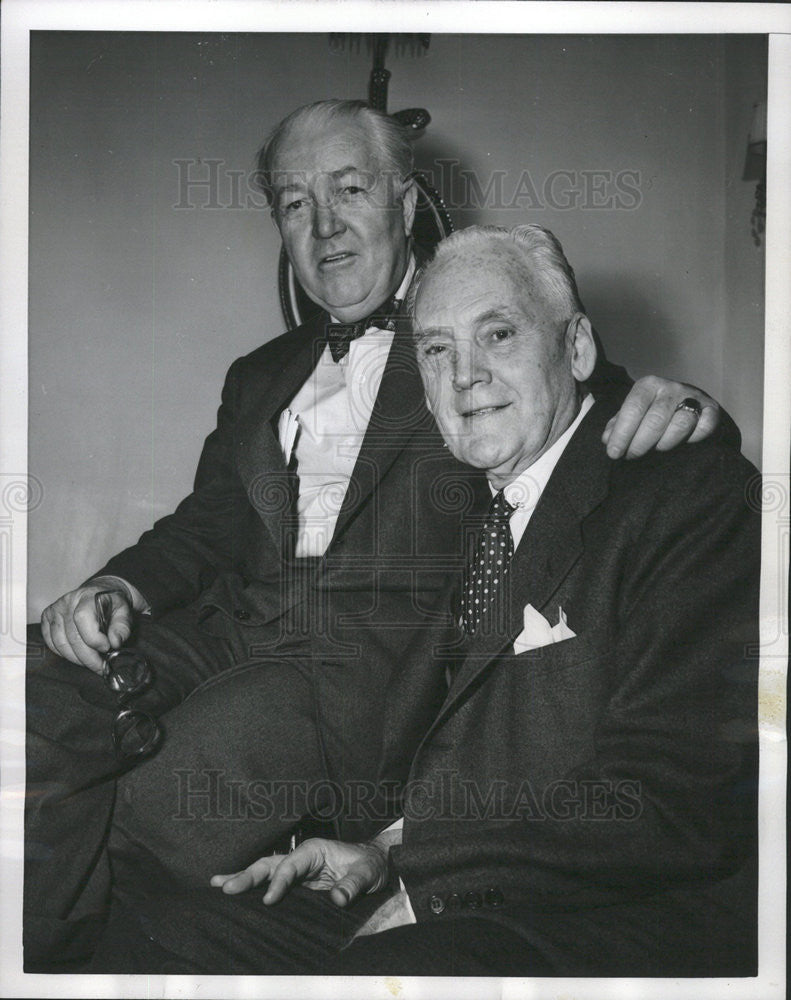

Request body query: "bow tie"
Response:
[327, 295, 402, 362]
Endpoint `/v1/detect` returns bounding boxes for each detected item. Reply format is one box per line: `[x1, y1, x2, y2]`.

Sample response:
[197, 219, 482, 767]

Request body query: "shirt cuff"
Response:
[381, 818, 415, 923]
[397, 878, 417, 924]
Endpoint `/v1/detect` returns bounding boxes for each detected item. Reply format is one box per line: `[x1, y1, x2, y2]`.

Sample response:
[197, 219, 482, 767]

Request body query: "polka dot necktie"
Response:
[461, 490, 516, 636]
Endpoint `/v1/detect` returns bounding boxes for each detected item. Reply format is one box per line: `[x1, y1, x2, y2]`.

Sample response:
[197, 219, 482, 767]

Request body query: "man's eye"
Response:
[422, 343, 447, 357]
[340, 185, 365, 197]
[283, 199, 305, 213]
[490, 328, 513, 342]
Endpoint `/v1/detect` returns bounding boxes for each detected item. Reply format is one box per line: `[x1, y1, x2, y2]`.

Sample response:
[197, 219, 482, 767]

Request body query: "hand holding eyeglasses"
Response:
[40, 576, 141, 672]
[94, 590, 163, 760]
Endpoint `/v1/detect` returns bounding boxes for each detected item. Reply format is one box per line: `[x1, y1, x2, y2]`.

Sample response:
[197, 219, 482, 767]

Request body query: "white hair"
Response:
[409, 223, 585, 325]
[255, 99, 414, 204]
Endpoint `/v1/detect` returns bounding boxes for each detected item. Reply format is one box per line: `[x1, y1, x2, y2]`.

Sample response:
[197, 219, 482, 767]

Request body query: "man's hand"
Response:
[603, 377, 720, 459]
[40, 575, 143, 673]
[210, 837, 391, 908]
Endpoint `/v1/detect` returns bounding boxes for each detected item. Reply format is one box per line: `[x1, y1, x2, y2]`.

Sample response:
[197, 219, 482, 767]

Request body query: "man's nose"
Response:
[452, 346, 491, 390]
[312, 201, 345, 240]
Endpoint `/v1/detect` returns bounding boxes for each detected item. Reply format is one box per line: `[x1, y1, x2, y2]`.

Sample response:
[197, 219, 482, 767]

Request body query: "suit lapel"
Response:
[328, 249, 435, 543]
[330, 321, 433, 544]
[236, 314, 328, 553]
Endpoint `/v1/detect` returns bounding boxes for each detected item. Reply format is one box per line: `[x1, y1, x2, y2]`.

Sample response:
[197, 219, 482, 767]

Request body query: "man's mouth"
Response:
[319, 252, 355, 267]
[460, 403, 510, 419]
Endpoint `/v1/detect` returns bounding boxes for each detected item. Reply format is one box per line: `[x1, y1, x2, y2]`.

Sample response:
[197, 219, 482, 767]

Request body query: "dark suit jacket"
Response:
[97, 314, 632, 840]
[385, 398, 759, 976]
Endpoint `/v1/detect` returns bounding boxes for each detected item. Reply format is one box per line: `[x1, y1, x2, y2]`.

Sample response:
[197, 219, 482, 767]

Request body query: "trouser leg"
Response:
[327, 917, 557, 976]
[89, 853, 550, 977]
[23, 608, 235, 969]
[88, 853, 388, 975]
[109, 655, 327, 888]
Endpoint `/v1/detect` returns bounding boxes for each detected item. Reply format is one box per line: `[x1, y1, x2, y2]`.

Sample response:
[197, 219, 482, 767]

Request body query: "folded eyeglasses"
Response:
[95, 590, 163, 760]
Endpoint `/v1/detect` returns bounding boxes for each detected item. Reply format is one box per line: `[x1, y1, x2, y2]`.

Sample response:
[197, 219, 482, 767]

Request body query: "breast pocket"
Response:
[506, 636, 607, 677]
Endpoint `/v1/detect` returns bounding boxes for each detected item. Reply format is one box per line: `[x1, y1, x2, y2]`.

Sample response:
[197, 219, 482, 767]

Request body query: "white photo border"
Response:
[1, 3, 787, 998]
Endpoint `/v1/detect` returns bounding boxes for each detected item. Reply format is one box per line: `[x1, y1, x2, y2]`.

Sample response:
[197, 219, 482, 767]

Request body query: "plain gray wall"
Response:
[27, 32, 767, 618]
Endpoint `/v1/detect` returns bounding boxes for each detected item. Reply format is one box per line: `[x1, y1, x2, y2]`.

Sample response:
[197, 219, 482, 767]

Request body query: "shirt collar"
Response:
[492, 394, 595, 509]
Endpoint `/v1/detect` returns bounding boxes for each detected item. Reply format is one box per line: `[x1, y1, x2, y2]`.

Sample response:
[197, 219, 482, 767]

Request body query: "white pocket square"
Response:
[513, 604, 576, 654]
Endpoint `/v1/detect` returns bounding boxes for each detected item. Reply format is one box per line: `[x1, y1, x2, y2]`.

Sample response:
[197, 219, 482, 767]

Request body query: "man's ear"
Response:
[401, 178, 418, 237]
[567, 313, 597, 382]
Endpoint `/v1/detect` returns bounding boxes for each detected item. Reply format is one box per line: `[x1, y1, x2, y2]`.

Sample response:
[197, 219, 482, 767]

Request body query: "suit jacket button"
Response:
[429, 895, 445, 915]
[463, 891, 482, 910]
[484, 887, 504, 908]
[446, 892, 462, 911]
[233, 609, 251, 621]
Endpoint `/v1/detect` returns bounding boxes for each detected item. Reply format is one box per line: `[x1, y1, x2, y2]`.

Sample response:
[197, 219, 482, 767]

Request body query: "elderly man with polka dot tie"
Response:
[92, 222, 758, 979]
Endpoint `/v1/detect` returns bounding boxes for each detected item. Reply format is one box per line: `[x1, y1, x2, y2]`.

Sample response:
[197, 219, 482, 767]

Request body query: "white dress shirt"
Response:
[278, 256, 417, 557]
